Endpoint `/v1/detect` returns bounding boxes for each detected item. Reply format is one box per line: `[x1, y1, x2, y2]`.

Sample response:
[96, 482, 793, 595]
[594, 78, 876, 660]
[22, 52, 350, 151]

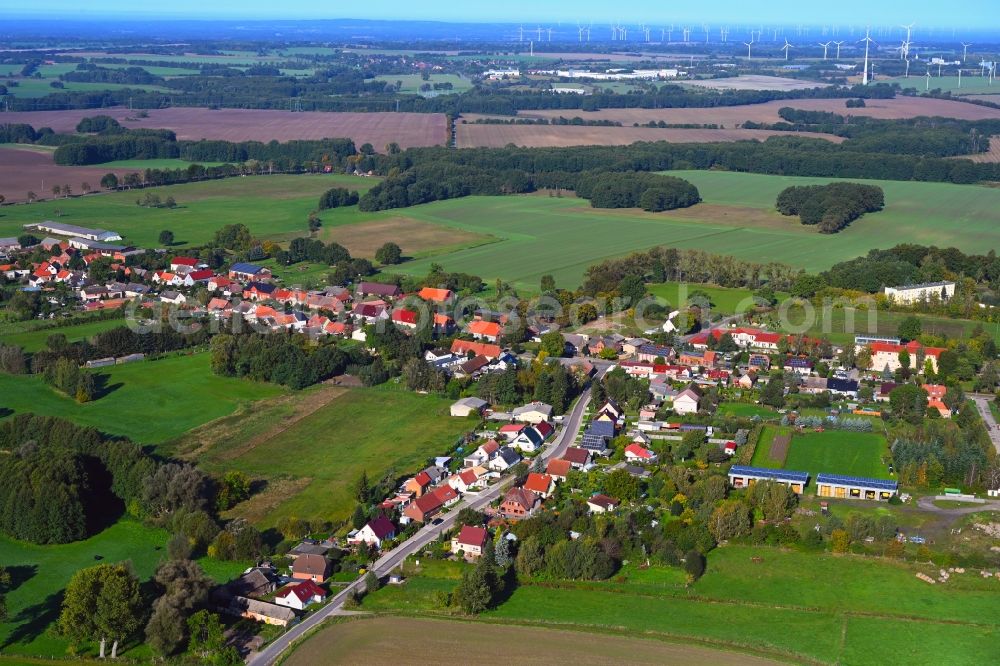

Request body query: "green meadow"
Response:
[370, 73, 471, 94]
[0, 520, 245, 658]
[0, 353, 285, 444]
[169, 386, 472, 526]
[361, 544, 997, 665]
[0, 317, 125, 352]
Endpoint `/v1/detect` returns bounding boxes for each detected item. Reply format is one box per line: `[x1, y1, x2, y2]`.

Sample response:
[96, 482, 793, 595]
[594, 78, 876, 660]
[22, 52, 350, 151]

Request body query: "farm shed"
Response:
[816, 474, 898, 501]
[728, 465, 809, 494]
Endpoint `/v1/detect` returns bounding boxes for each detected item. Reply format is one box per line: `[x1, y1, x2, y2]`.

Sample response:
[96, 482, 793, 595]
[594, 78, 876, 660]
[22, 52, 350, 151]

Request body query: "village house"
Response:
[467, 319, 503, 343]
[391, 307, 420, 329]
[672, 384, 702, 415]
[511, 426, 546, 452]
[587, 494, 619, 514]
[349, 516, 397, 548]
[624, 442, 658, 464]
[487, 446, 521, 472]
[784, 357, 813, 375]
[500, 487, 539, 519]
[448, 467, 486, 493]
[464, 439, 500, 467]
[225, 566, 279, 598]
[545, 458, 572, 481]
[402, 484, 459, 523]
[523, 472, 556, 498]
[636, 343, 674, 363]
[451, 525, 489, 560]
[512, 401, 553, 424]
[923, 383, 952, 418]
[274, 580, 328, 611]
[862, 340, 945, 374]
[678, 349, 717, 369]
[451, 339, 503, 360]
[561, 447, 591, 469]
[224, 596, 296, 627]
[291, 554, 331, 582]
[417, 286, 454, 303]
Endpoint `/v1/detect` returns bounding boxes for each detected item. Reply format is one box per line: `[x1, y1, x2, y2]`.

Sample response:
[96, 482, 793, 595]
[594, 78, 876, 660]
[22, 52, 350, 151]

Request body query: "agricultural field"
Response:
[0, 174, 373, 247]
[751, 425, 890, 481]
[0, 108, 449, 148]
[317, 216, 497, 261]
[0, 145, 142, 203]
[883, 74, 1000, 96]
[4, 79, 172, 98]
[455, 123, 843, 148]
[357, 545, 998, 665]
[284, 616, 781, 666]
[382, 170, 1000, 289]
[0, 519, 245, 658]
[0, 353, 286, 444]
[168, 386, 472, 526]
[681, 75, 827, 91]
[470, 95, 1000, 127]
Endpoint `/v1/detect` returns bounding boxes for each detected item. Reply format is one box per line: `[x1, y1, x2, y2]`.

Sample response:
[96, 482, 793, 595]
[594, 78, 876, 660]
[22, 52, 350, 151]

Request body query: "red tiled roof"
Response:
[418, 287, 453, 302]
[588, 493, 618, 509]
[451, 339, 502, 359]
[502, 487, 538, 510]
[562, 447, 590, 465]
[624, 443, 655, 459]
[523, 473, 553, 494]
[468, 320, 502, 337]
[413, 471, 432, 486]
[546, 458, 571, 478]
[170, 256, 198, 266]
[534, 421, 554, 438]
[455, 525, 488, 549]
[392, 308, 419, 325]
[366, 516, 396, 540]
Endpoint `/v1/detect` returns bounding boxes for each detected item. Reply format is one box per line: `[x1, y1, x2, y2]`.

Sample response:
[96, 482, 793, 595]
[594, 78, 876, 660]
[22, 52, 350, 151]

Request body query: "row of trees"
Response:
[775, 182, 885, 233]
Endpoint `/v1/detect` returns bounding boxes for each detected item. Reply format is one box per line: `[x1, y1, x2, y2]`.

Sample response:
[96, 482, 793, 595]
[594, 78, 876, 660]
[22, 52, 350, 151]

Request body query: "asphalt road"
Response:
[247, 375, 598, 665]
[969, 393, 1000, 456]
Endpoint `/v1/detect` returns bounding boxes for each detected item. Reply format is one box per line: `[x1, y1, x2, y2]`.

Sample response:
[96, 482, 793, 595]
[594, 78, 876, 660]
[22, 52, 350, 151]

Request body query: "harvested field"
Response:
[682, 75, 827, 91]
[320, 217, 495, 259]
[0, 145, 132, 202]
[284, 617, 783, 666]
[0, 107, 448, 148]
[464, 95, 1000, 128]
[455, 124, 843, 148]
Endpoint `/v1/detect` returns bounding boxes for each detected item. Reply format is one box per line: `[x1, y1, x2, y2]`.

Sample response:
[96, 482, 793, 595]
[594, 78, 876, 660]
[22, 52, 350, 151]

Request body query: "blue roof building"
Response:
[816, 473, 897, 501]
[728, 465, 809, 494]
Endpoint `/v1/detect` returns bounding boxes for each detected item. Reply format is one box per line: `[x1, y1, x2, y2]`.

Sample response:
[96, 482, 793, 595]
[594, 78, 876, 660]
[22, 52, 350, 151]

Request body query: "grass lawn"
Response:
[0, 519, 246, 658]
[752, 426, 889, 480]
[0, 318, 125, 352]
[172, 386, 473, 526]
[716, 402, 775, 419]
[0, 352, 286, 444]
[0, 175, 375, 249]
[361, 544, 998, 665]
[647, 281, 788, 314]
[763, 303, 1000, 346]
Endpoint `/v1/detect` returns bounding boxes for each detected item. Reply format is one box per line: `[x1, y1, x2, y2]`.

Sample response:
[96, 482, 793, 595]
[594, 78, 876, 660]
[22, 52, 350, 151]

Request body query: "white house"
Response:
[512, 401, 553, 424]
[273, 581, 327, 611]
[883, 281, 955, 304]
[672, 385, 702, 415]
[347, 516, 396, 548]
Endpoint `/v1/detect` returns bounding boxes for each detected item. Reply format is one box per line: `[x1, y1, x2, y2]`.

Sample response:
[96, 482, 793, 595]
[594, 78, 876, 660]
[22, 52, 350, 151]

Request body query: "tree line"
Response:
[575, 171, 701, 211]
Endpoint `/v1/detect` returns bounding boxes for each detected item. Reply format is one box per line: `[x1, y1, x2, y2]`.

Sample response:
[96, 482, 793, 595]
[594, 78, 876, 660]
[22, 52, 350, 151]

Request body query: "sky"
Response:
[1, 0, 994, 29]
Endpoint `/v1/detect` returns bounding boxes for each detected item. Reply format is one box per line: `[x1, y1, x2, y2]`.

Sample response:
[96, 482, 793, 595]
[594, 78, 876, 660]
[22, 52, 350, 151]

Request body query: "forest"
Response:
[775, 182, 884, 233]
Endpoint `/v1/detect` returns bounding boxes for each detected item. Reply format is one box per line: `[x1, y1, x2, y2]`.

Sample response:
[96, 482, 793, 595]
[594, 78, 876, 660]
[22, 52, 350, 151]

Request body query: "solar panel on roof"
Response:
[815, 473, 897, 490]
[728, 465, 809, 483]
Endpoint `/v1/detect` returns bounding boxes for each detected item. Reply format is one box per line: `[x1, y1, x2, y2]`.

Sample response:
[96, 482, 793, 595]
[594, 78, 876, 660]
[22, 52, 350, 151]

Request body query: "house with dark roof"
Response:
[291, 554, 331, 582]
[226, 566, 279, 598]
[561, 447, 591, 469]
[487, 446, 521, 472]
[500, 487, 539, 519]
[356, 281, 402, 298]
[826, 377, 859, 397]
[586, 494, 619, 514]
[511, 426, 544, 452]
[349, 516, 397, 548]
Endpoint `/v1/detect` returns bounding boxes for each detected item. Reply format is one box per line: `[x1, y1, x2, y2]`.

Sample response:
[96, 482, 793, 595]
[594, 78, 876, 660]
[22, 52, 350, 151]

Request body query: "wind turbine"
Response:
[961, 42, 972, 62]
[578, 25, 586, 42]
[536, 26, 543, 42]
[782, 38, 793, 61]
[744, 40, 753, 59]
[834, 40, 844, 59]
[860, 28, 875, 85]
[819, 41, 831, 60]
[518, 25, 524, 43]
[925, 65, 931, 90]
